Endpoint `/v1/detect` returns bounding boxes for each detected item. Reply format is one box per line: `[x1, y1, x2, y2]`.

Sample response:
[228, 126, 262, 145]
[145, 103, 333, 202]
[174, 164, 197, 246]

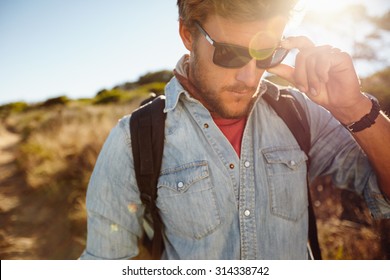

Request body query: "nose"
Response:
[235, 59, 262, 88]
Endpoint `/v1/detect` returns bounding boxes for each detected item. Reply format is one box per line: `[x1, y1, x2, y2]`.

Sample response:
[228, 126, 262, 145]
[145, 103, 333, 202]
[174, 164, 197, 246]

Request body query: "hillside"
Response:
[0, 69, 389, 259]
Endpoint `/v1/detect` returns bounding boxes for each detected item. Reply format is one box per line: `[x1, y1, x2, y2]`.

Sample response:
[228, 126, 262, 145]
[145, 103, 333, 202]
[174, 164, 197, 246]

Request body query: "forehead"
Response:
[203, 14, 287, 48]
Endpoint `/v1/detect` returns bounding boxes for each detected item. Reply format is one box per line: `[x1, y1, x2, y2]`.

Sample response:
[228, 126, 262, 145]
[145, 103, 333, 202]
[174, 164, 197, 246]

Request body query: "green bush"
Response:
[40, 96, 70, 108]
[137, 70, 173, 85]
[136, 82, 166, 95]
[0, 101, 29, 119]
[93, 89, 124, 104]
[361, 67, 390, 114]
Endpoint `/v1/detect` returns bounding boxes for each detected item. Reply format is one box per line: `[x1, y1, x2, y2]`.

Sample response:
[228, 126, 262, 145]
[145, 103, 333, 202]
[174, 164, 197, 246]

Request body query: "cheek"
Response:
[192, 39, 225, 77]
[196, 63, 231, 93]
[191, 43, 237, 91]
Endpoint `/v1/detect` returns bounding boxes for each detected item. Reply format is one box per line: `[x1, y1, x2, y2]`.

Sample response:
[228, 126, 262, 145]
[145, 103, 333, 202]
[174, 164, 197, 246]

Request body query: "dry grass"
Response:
[311, 177, 390, 259]
[1, 100, 141, 259]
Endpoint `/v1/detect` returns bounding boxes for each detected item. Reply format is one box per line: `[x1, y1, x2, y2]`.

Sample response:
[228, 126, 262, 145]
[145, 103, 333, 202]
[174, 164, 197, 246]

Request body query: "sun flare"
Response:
[305, 0, 348, 13]
[290, 0, 374, 45]
[296, 0, 369, 26]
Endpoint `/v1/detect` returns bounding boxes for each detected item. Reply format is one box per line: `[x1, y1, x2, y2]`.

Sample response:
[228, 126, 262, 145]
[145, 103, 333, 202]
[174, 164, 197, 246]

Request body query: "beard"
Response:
[189, 48, 260, 119]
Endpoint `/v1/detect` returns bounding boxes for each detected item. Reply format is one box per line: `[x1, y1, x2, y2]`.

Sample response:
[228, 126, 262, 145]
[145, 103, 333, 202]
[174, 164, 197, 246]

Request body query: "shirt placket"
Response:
[185, 96, 259, 259]
[238, 126, 257, 259]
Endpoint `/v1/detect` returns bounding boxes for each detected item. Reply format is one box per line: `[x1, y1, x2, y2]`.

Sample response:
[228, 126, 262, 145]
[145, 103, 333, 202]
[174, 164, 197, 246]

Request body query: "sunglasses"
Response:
[195, 22, 289, 69]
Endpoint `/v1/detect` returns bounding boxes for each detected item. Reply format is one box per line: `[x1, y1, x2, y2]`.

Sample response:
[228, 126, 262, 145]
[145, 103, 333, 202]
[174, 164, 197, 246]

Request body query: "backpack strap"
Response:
[263, 89, 322, 260]
[262, 90, 310, 155]
[130, 95, 166, 259]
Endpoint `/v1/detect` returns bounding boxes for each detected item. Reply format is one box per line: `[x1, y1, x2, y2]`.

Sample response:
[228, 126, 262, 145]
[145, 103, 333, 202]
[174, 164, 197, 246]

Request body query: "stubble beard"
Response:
[189, 51, 259, 119]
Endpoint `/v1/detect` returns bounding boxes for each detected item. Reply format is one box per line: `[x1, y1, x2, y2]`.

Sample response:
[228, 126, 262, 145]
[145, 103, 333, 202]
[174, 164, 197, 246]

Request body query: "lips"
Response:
[230, 90, 252, 95]
[224, 85, 257, 96]
[227, 88, 257, 98]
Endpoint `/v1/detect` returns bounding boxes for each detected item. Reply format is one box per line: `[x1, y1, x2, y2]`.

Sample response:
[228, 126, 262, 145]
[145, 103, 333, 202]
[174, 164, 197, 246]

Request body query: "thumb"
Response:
[266, 64, 296, 87]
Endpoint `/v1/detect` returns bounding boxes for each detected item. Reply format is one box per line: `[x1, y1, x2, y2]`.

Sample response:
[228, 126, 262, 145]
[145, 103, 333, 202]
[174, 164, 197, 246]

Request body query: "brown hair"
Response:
[177, 0, 299, 29]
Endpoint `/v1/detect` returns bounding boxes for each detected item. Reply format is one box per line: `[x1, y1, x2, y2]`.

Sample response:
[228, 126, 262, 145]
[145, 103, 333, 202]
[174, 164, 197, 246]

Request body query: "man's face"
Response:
[180, 15, 286, 119]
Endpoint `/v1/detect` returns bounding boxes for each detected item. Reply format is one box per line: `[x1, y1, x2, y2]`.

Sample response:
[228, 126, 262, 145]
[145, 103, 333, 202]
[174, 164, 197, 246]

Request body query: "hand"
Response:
[267, 36, 371, 124]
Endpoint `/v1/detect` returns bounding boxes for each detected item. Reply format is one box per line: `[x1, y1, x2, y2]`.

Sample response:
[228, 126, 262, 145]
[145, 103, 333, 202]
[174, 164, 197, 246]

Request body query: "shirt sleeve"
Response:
[79, 116, 145, 259]
[291, 90, 390, 220]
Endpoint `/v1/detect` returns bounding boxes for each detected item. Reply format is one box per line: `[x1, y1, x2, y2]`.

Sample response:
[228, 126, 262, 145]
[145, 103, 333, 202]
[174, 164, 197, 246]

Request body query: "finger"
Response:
[281, 36, 315, 51]
[306, 46, 333, 96]
[306, 55, 321, 96]
[293, 50, 309, 92]
[315, 47, 341, 84]
[308, 47, 347, 96]
[307, 83, 329, 105]
[294, 45, 334, 94]
[266, 63, 296, 86]
[328, 49, 355, 75]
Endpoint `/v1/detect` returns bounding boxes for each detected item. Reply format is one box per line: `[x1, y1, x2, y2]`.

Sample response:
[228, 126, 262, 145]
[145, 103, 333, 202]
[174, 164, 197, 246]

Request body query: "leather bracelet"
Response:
[343, 97, 381, 133]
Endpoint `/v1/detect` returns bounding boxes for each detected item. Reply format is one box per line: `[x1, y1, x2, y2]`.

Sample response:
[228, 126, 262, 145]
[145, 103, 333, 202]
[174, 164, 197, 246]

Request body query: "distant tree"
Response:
[137, 70, 173, 85]
[361, 67, 390, 114]
[93, 90, 122, 105]
[40, 95, 69, 107]
[301, 4, 390, 71]
[352, 42, 377, 60]
[371, 11, 390, 31]
[96, 89, 108, 97]
[0, 101, 29, 120]
[113, 82, 138, 91]
[102, 70, 174, 95]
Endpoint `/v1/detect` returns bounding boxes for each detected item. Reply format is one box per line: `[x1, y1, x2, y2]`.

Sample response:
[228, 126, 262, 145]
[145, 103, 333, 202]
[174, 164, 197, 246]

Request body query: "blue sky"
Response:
[0, 0, 185, 105]
[0, 0, 389, 105]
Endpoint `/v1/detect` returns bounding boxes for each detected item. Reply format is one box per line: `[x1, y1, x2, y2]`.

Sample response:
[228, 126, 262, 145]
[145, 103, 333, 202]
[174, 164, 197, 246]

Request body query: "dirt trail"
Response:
[0, 125, 38, 259]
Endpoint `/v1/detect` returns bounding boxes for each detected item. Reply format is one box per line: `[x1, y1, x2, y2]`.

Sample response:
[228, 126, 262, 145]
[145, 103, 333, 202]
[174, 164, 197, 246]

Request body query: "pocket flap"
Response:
[263, 147, 308, 170]
[159, 161, 209, 193]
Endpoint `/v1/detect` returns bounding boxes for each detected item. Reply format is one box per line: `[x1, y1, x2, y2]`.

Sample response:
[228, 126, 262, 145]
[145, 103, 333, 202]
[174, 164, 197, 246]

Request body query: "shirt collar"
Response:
[164, 76, 188, 113]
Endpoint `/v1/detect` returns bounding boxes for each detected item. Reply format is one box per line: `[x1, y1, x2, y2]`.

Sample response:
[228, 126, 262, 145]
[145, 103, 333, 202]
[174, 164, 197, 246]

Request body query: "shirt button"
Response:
[204, 123, 209, 128]
[289, 160, 296, 166]
[177, 182, 184, 189]
[244, 210, 251, 217]
[244, 161, 250, 168]
[229, 163, 235, 169]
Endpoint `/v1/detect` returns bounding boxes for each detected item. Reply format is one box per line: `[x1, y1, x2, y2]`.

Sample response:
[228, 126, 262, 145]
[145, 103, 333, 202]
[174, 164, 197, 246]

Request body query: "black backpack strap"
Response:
[263, 89, 322, 260]
[262, 90, 310, 154]
[130, 95, 166, 259]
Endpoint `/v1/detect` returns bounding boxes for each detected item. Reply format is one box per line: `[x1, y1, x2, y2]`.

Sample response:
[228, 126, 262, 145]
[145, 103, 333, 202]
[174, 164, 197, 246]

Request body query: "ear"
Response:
[179, 19, 193, 51]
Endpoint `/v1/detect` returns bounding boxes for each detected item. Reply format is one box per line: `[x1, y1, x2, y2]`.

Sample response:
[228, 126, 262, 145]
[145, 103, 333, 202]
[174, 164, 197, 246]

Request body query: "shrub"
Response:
[137, 70, 173, 85]
[361, 67, 390, 114]
[0, 101, 29, 120]
[93, 89, 124, 104]
[40, 96, 70, 108]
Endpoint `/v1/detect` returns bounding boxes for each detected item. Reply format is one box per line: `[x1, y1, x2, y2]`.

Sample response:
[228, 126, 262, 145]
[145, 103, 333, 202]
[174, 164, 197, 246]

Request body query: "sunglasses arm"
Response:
[195, 22, 215, 46]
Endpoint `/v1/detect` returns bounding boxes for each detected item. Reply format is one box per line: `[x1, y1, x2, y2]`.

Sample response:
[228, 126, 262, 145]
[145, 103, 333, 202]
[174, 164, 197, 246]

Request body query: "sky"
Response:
[0, 0, 389, 105]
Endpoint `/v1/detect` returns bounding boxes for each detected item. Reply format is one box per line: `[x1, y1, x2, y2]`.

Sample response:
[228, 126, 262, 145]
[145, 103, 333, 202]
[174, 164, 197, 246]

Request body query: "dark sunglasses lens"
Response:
[257, 48, 288, 68]
[213, 44, 251, 68]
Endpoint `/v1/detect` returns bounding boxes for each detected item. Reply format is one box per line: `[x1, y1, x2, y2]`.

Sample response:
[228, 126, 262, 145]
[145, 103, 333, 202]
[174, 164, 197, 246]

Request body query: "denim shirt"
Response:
[80, 78, 390, 260]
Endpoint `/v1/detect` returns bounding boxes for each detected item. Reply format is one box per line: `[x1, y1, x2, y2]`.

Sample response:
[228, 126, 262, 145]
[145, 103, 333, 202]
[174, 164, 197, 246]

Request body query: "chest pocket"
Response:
[156, 161, 221, 239]
[262, 146, 308, 221]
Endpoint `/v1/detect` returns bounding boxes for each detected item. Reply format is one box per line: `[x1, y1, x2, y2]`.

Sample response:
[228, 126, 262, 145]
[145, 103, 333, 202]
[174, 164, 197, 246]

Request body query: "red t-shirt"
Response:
[213, 117, 246, 157]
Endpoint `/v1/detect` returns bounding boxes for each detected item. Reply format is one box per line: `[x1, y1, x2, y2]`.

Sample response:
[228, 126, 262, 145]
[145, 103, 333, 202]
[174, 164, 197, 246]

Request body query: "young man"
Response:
[80, 0, 390, 259]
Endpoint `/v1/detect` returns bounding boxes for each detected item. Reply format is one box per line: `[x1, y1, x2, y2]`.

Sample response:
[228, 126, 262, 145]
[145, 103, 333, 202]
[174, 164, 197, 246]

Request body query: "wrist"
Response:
[341, 96, 381, 133]
[330, 94, 372, 124]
